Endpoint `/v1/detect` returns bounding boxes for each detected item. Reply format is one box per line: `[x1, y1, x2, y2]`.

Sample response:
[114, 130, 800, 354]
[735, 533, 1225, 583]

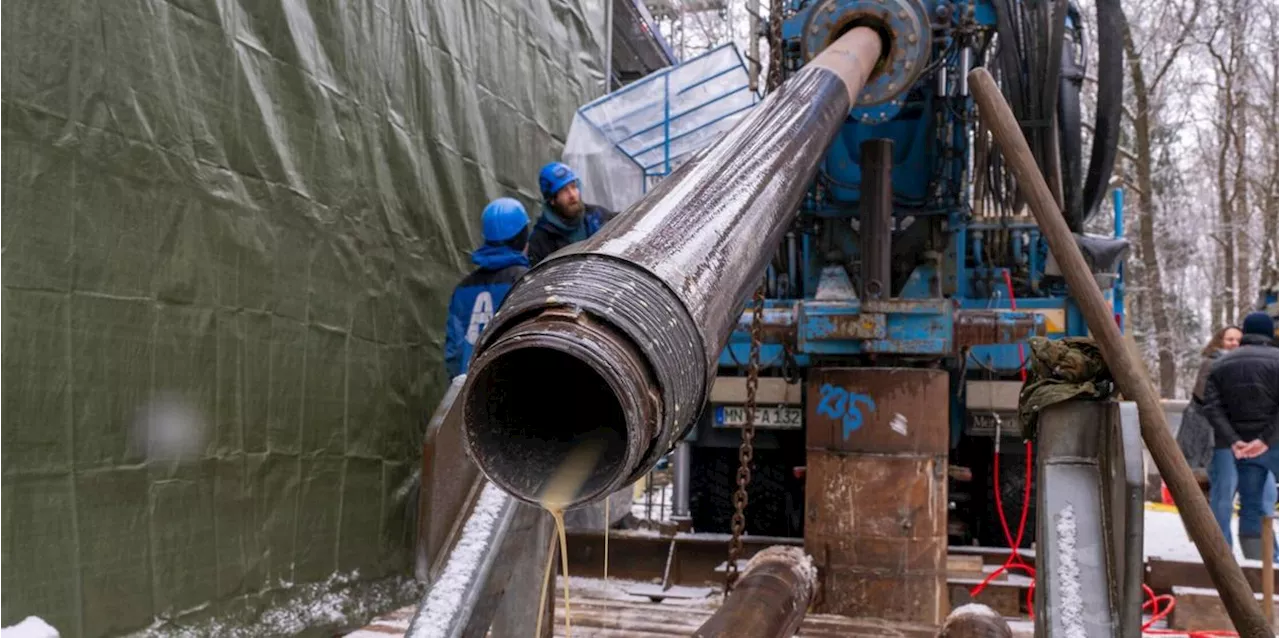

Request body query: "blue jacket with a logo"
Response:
[445, 245, 529, 378]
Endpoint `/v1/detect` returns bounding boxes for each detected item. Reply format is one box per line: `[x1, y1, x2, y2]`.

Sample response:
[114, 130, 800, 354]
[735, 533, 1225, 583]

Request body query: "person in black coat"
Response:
[1202, 311, 1280, 560]
[527, 162, 616, 266]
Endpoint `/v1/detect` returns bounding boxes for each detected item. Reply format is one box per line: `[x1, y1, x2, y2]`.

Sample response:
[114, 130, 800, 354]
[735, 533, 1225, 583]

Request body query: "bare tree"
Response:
[1199, 0, 1255, 324]
[1119, 0, 1203, 397]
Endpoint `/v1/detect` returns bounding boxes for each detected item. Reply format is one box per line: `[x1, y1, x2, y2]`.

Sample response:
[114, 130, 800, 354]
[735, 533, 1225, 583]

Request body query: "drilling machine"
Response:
[453, 0, 1127, 628]
[673, 0, 1129, 554]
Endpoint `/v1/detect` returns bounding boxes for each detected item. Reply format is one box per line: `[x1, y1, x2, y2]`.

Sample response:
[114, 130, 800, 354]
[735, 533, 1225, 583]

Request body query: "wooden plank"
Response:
[820, 570, 948, 624]
[1169, 586, 1267, 632]
[949, 545, 1038, 569]
[1145, 557, 1278, 594]
[805, 368, 950, 454]
[947, 554, 985, 578]
[947, 581, 1025, 617]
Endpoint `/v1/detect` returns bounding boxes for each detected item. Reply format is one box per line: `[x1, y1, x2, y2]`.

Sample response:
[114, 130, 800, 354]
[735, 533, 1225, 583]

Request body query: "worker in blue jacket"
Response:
[527, 162, 617, 266]
[445, 198, 531, 379]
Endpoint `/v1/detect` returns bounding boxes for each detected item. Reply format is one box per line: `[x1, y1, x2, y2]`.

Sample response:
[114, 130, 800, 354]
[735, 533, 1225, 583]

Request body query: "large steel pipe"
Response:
[692, 546, 818, 637]
[461, 26, 888, 508]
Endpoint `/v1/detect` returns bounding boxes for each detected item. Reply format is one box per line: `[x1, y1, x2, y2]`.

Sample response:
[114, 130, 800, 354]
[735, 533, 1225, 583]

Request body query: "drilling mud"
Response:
[533, 435, 609, 638]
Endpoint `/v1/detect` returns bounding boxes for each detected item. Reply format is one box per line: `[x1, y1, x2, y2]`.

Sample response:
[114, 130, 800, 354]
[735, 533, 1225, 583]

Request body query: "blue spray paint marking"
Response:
[817, 384, 876, 440]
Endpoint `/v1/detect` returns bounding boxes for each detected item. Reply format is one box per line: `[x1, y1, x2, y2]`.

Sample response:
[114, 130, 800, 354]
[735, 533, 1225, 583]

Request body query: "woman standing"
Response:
[1180, 326, 1278, 556]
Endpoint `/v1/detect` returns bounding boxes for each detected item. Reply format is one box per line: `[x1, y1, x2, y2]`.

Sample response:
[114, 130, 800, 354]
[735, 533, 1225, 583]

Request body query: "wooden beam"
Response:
[968, 66, 1272, 638]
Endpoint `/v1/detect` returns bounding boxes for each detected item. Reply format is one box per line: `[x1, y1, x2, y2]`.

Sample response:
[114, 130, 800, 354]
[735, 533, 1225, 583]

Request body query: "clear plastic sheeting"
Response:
[563, 44, 757, 212]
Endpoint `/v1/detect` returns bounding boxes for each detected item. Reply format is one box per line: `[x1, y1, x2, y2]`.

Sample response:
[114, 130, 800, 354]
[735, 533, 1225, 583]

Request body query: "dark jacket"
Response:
[444, 245, 529, 378]
[527, 204, 616, 266]
[1178, 351, 1224, 469]
[1202, 334, 1279, 448]
[1192, 351, 1224, 403]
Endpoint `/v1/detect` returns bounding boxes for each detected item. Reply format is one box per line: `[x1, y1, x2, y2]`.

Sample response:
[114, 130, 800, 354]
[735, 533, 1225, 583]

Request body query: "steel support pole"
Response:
[692, 546, 817, 638]
[672, 441, 692, 519]
[859, 138, 894, 299]
[461, 27, 887, 509]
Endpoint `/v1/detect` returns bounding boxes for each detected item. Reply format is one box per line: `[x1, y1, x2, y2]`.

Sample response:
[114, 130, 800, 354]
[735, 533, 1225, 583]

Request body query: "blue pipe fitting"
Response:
[799, 0, 933, 107]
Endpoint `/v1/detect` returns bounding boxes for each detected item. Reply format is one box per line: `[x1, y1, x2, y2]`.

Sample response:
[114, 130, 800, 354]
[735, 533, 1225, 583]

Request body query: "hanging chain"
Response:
[725, 282, 766, 593]
[766, 0, 784, 92]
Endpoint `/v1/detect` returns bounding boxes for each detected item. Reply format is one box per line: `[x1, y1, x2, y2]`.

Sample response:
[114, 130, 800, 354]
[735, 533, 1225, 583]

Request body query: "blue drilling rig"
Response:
[635, 0, 1131, 550]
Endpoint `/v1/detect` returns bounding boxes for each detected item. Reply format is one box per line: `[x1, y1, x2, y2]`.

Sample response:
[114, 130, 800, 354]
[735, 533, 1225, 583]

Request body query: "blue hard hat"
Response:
[538, 162, 579, 201]
[481, 197, 530, 243]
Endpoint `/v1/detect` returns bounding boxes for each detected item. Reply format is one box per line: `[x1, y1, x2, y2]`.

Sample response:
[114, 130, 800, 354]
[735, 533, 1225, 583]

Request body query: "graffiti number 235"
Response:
[817, 384, 876, 440]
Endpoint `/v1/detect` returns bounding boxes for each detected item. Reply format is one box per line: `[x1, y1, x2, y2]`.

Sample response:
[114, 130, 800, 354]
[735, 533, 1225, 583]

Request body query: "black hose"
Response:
[1058, 1, 1086, 231]
[1080, 0, 1124, 224]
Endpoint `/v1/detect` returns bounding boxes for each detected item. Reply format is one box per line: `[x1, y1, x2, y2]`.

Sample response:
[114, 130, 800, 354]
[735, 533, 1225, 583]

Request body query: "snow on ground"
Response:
[128, 571, 421, 638]
[1, 618, 59, 638]
[1143, 505, 1249, 563]
[631, 482, 674, 523]
[407, 482, 510, 638]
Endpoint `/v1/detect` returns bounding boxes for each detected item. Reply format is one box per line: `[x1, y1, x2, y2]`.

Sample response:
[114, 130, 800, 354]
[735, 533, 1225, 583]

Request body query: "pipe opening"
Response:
[465, 346, 630, 506]
[830, 16, 894, 77]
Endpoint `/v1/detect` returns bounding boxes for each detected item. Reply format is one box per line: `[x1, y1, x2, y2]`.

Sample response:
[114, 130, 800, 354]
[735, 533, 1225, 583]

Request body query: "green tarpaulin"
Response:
[2, 1, 607, 635]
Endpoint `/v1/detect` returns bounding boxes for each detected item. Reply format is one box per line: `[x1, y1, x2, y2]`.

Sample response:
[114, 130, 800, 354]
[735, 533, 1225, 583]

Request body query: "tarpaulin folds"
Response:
[2, 0, 608, 635]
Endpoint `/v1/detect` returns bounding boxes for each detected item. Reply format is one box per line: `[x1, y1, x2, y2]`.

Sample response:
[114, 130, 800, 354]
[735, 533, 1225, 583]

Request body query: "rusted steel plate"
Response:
[805, 450, 948, 624]
[416, 377, 483, 582]
[953, 310, 1045, 350]
[818, 571, 948, 625]
[804, 452, 947, 542]
[803, 309, 886, 340]
[805, 367, 950, 455]
[735, 305, 799, 344]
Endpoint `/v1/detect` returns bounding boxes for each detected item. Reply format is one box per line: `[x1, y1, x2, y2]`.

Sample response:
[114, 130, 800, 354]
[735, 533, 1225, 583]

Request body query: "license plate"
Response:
[714, 405, 803, 429]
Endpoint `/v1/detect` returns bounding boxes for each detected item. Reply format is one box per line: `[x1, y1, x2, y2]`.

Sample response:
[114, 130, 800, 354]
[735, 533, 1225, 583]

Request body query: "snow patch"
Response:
[125, 571, 420, 638]
[1, 617, 59, 638]
[948, 603, 1001, 619]
[1055, 504, 1086, 638]
[631, 482, 673, 523]
[1143, 509, 1248, 563]
[407, 482, 510, 638]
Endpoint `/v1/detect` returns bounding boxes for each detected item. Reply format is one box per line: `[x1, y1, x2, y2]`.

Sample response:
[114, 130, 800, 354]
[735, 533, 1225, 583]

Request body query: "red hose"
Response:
[968, 272, 1238, 637]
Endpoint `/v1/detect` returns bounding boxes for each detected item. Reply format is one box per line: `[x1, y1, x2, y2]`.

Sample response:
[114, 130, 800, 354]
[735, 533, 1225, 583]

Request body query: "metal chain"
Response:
[766, 0, 784, 92]
[725, 282, 766, 593]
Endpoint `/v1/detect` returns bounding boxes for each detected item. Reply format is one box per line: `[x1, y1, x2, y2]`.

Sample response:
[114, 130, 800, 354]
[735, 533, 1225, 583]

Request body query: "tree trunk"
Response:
[1232, 112, 1251, 320]
[1122, 22, 1178, 397]
[1217, 90, 1237, 326]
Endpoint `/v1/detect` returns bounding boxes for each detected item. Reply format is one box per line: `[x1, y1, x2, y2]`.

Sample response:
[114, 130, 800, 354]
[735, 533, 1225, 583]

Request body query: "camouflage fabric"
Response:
[1017, 337, 1116, 437]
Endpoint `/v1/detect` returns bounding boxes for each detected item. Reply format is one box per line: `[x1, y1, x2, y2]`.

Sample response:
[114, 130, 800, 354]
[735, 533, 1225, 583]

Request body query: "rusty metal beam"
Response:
[859, 139, 893, 300]
[460, 27, 890, 509]
[693, 546, 818, 638]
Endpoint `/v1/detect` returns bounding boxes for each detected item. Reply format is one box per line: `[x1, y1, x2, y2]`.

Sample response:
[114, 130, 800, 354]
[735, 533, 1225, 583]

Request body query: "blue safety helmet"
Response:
[480, 197, 530, 243]
[538, 162, 579, 202]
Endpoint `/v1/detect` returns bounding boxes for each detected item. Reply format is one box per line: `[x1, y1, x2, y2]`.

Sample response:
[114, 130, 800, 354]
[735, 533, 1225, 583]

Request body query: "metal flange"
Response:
[801, 0, 932, 107]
